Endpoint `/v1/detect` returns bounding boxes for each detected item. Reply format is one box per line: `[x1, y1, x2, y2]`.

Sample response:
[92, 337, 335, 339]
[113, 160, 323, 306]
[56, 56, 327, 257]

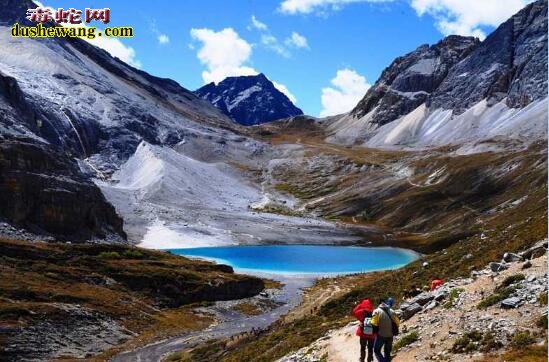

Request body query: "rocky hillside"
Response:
[327, 0, 547, 147]
[278, 241, 548, 362]
[194, 74, 303, 126]
[0, 9, 232, 163]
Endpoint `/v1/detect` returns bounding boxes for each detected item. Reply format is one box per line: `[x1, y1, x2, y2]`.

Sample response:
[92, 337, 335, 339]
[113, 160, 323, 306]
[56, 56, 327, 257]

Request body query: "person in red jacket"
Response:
[352, 298, 376, 362]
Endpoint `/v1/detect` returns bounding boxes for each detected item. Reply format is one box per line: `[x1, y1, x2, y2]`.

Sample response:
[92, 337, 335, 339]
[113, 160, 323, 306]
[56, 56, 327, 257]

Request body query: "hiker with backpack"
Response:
[371, 297, 400, 362]
[352, 298, 376, 362]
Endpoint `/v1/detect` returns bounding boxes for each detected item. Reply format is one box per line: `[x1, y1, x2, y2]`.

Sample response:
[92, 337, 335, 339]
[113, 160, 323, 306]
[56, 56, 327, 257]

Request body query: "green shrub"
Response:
[480, 331, 502, 351]
[477, 286, 516, 309]
[538, 292, 548, 306]
[452, 330, 483, 353]
[394, 331, 419, 351]
[443, 288, 464, 309]
[122, 249, 144, 259]
[97, 251, 121, 259]
[451, 330, 501, 353]
[496, 274, 525, 291]
[536, 314, 547, 329]
[511, 330, 536, 349]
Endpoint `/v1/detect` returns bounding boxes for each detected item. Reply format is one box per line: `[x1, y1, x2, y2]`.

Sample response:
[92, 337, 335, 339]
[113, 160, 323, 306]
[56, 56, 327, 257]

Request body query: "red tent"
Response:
[431, 279, 444, 290]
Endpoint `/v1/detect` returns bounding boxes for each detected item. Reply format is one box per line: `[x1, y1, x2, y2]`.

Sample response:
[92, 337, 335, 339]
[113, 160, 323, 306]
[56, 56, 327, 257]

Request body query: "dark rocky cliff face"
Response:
[350, 35, 480, 125]
[0, 0, 36, 26]
[350, 0, 547, 127]
[430, 0, 548, 111]
[195, 74, 303, 126]
[0, 141, 126, 241]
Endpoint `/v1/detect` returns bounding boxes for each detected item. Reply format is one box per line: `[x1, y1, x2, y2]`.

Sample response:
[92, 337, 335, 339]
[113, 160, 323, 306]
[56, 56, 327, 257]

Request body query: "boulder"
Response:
[399, 302, 423, 320]
[424, 300, 438, 311]
[434, 289, 449, 301]
[502, 252, 523, 263]
[520, 240, 548, 260]
[522, 260, 532, 269]
[490, 262, 509, 272]
[501, 297, 522, 309]
[410, 292, 435, 306]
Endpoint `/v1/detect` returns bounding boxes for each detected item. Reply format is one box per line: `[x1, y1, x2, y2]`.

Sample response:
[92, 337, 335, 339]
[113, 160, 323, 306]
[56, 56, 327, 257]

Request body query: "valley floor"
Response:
[113, 275, 313, 362]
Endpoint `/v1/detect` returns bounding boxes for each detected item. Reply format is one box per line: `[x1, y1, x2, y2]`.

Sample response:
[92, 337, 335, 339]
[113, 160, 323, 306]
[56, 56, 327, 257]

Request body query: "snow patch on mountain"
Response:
[226, 85, 263, 112]
[366, 97, 547, 148]
[139, 219, 233, 249]
[112, 142, 164, 190]
[408, 58, 438, 75]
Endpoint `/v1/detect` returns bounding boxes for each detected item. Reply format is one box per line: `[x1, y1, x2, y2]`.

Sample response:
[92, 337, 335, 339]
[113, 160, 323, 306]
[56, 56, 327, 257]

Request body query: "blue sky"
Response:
[44, 0, 533, 116]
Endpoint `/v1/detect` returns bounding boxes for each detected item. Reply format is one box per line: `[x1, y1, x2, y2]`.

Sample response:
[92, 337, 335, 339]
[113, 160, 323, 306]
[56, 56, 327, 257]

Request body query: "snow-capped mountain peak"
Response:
[194, 73, 303, 126]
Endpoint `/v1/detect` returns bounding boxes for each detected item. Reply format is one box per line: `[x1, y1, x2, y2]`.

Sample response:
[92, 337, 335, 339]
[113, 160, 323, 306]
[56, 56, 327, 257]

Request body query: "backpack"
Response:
[362, 317, 374, 336]
[381, 307, 399, 336]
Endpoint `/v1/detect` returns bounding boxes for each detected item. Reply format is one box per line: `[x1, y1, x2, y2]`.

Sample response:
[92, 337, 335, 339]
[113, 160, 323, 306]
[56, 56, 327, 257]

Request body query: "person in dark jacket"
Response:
[352, 298, 376, 362]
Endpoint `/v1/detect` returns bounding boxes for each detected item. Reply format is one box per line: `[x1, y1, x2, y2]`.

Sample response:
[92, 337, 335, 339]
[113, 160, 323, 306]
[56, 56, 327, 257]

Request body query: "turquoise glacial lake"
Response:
[169, 245, 419, 275]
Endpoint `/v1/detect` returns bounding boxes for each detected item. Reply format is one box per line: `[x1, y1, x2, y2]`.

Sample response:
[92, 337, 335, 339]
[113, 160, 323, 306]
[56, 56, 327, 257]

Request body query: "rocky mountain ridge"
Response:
[350, 35, 480, 124]
[328, 0, 547, 147]
[194, 73, 303, 126]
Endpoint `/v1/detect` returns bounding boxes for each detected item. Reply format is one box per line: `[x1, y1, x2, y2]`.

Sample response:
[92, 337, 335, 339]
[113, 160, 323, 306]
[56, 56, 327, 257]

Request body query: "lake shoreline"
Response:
[168, 244, 421, 277]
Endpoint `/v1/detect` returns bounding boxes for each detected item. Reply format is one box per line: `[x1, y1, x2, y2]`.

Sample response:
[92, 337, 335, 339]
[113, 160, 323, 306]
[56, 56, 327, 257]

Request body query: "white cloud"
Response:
[248, 15, 309, 56]
[279, 0, 532, 39]
[250, 15, 268, 30]
[189, 27, 298, 103]
[148, 18, 170, 46]
[249, 16, 294, 57]
[272, 81, 298, 103]
[279, 0, 393, 15]
[91, 37, 142, 68]
[35, 1, 141, 67]
[285, 32, 309, 49]
[410, 0, 534, 39]
[190, 27, 258, 84]
[157, 34, 170, 45]
[320, 68, 370, 117]
[261, 34, 291, 58]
